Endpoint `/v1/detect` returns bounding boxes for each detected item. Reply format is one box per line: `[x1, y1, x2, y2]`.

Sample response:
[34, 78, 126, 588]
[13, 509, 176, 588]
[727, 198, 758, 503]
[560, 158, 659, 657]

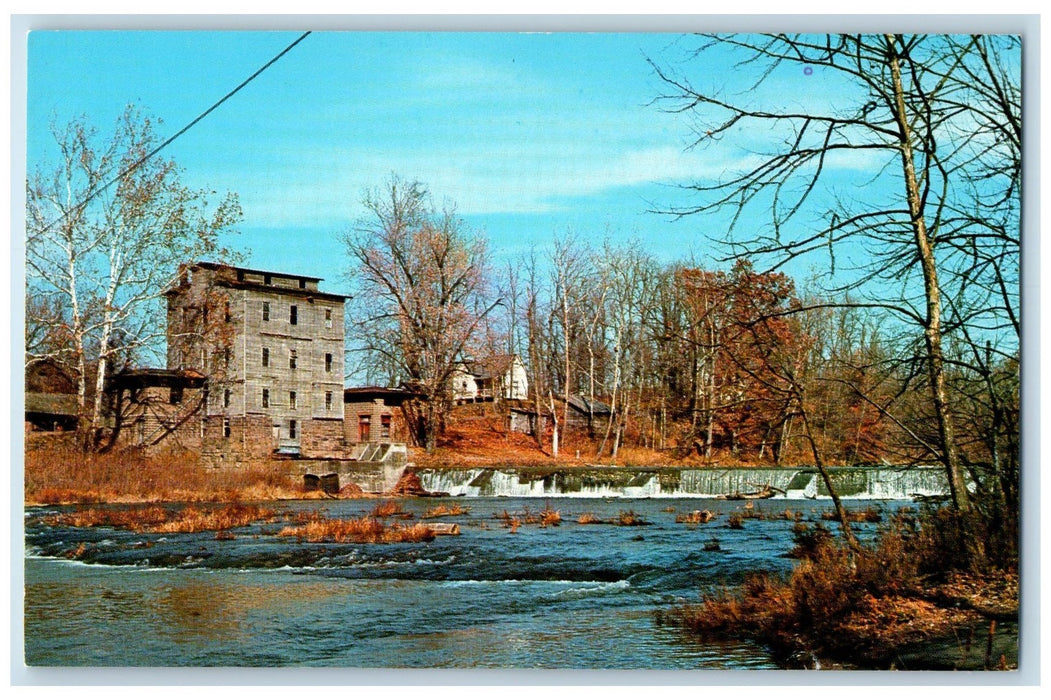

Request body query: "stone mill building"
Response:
[164, 261, 347, 461]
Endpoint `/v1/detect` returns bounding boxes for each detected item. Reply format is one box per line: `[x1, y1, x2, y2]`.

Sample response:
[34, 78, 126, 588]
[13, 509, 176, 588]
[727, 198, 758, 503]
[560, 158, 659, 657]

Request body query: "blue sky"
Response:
[25, 30, 862, 295]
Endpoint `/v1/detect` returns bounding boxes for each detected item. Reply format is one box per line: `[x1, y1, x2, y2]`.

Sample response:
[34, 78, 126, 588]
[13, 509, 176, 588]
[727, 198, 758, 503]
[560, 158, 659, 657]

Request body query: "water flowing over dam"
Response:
[416, 465, 949, 500]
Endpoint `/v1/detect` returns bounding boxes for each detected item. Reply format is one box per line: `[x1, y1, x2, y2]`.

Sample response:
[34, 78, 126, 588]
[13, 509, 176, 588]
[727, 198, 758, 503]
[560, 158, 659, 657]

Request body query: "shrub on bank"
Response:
[667, 508, 1018, 668]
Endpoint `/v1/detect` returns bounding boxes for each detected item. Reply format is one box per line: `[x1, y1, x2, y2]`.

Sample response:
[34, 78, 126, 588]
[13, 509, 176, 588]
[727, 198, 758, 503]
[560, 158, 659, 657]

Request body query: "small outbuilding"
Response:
[24, 358, 79, 432]
[343, 386, 417, 445]
[105, 368, 208, 453]
[563, 394, 613, 432]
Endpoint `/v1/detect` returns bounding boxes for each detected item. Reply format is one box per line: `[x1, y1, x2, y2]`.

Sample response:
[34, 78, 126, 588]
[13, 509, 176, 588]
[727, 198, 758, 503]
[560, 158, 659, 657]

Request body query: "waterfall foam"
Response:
[417, 466, 948, 500]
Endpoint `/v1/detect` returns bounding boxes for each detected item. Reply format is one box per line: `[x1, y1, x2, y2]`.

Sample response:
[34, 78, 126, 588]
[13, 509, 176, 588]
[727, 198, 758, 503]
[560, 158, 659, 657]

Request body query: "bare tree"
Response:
[26, 106, 241, 450]
[548, 235, 590, 435]
[344, 176, 499, 452]
[652, 34, 1021, 528]
[594, 241, 653, 458]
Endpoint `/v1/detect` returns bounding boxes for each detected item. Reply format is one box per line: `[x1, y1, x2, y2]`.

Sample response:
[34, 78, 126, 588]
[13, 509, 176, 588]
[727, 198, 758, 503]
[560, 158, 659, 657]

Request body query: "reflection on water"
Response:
[158, 579, 341, 643]
[25, 497, 894, 668]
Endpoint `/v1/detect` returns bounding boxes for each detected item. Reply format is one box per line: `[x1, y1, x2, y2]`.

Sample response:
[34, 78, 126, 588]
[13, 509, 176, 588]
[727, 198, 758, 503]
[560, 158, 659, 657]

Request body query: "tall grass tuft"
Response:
[540, 505, 561, 527]
[677, 509, 716, 524]
[615, 510, 649, 526]
[278, 516, 435, 543]
[42, 503, 276, 533]
[422, 504, 470, 519]
[371, 500, 404, 518]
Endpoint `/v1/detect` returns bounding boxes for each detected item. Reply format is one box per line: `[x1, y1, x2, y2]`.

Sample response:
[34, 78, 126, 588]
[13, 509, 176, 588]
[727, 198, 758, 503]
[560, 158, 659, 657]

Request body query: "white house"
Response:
[451, 354, 528, 403]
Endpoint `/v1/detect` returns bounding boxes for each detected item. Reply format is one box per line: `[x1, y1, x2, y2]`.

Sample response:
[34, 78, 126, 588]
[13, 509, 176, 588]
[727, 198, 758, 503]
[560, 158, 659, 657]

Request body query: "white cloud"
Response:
[193, 126, 889, 229]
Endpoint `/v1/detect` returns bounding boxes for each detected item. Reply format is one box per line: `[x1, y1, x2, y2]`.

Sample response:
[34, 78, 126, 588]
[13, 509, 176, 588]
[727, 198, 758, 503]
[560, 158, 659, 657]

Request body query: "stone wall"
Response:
[300, 418, 347, 459]
[288, 457, 408, 493]
[201, 413, 274, 464]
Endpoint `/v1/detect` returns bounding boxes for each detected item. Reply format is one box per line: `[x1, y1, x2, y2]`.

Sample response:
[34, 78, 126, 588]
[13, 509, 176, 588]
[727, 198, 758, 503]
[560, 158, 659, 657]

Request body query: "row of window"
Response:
[176, 299, 333, 328]
[222, 388, 335, 412]
[358, 413, 392, 440]
[260, 301, 334, 328]
[260, 347, 334, 372]
[223, 416, 300, 439]
[236, 269, 311, 290]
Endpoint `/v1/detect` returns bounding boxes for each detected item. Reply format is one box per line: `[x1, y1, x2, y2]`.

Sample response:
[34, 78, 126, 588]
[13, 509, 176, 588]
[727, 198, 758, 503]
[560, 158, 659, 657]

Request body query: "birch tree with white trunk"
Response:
[26, 106, 241, 450]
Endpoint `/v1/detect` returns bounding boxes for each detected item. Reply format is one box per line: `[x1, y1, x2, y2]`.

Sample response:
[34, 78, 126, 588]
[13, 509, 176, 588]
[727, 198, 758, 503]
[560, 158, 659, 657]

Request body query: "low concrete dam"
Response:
[414, 465, 950, 500]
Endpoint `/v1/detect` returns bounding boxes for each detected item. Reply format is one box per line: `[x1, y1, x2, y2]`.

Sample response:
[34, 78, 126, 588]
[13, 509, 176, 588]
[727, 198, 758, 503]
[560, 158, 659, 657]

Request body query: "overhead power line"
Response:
[35, 30, 312, 236]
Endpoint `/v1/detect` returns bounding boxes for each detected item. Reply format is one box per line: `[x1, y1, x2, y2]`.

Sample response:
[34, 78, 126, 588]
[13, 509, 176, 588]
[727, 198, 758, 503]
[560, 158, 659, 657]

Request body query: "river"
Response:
[23, 495, 906, 669]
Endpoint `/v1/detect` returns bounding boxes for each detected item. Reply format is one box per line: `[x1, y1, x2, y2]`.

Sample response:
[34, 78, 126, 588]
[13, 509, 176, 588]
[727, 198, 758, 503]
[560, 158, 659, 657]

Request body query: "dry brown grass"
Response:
[615, 510, 649, 526]
[421, 504, 470, 519]
[370, 500, 404, 517]
[667, 510, 1019, 668]
[676, 509, 716, 524]
[277, 516, 435, 543]
[494, 509, 523, 532]
[540, 506, 561, 527]
[151, 504, 276, 533]
[490, 503, 562, 529]
[24, 448, 326, 504]
[45, 505, 171, 530]
[574, 511, 651, 526]
[822, 506, 883, 523]
[288, 508, 328, 524]
[42, 503, 276, 533]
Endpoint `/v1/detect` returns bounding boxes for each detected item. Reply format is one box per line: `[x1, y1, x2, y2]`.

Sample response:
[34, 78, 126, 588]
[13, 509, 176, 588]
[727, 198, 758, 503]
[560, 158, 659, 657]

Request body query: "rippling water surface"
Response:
[23, 497, 892, 668]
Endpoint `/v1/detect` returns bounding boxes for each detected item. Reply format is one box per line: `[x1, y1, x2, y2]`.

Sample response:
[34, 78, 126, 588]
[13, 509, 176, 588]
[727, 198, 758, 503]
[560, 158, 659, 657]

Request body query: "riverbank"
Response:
[23, 448, 359, 506]
[408, 407, 873, 470]
[24, 438, 921, 506]
[662, 510, 1020, 670]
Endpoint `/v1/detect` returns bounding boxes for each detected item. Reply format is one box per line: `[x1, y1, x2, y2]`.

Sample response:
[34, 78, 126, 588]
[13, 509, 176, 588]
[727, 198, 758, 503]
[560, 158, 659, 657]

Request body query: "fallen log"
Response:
[717, 484, 780, 500]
